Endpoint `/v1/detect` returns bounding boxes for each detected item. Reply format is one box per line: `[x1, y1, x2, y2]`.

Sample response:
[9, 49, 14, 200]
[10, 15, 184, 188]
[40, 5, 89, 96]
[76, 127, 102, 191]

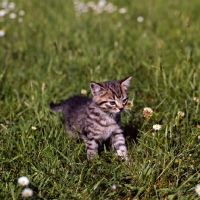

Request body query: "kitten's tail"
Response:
[50, 102, 63, 112]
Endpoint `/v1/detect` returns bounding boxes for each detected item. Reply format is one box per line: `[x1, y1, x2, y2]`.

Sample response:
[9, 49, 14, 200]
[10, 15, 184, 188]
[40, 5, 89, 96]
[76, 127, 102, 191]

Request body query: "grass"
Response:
[0, 0, 200, 199]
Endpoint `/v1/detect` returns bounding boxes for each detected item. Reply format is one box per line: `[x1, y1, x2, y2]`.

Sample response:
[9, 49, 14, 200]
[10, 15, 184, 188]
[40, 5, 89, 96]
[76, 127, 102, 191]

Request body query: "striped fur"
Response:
[50, 76, 132, 161]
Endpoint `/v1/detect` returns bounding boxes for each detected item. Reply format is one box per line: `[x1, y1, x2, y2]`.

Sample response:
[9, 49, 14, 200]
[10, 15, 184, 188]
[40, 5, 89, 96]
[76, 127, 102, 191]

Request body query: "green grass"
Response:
[1, 0, 200, 199]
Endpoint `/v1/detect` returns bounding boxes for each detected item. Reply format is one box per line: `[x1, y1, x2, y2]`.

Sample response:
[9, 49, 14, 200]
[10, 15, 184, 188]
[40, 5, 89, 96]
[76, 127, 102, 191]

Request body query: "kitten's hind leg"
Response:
[86, 138, 99, 159]
[110, 130, 128, 161]
[65, 124, 79, 138]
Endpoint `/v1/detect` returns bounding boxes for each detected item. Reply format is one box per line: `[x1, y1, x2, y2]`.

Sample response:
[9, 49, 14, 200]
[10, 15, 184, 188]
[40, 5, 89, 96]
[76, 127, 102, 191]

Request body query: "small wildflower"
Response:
[1, 1, 8, 8]
[87, 2, 96, 10]
[197, 125, 200, 129]
[81, 89, 87, 95]
[111, 184, 117, 190]
[175, 159, 179, 163]
[0, 29, 6, 37]
[18, 18, 23, 23]
[21, 188, 33, 198]
[143, 107, 153, 118]
[31, 126, 37, 130]
[137, 16, 144, 23]
[0, 9, 7, 17]
[117, 21, 122, 27]
[198, 135, 200, 140]
[18, 176, 29, 186]
[118, 7, 127, 14]
[114, 41, 118, 47]
[177, 111, 185, 118]
[9, 12, 17, 19]
[153, 124, 162, 131]
[195, 184, 200, 196]
[105, 3, 117, 13]
[8, 2, 15, 10]
[193, 97, 199, 103]
[74, 0, 119, 14]
[189, 164, 194, 169]
[125, 100, 133, 110]
[97, 0, 106, 8]
[28, 135, 34, 139]
[80, 6, 88, 13]
[19, 10, 25, 16]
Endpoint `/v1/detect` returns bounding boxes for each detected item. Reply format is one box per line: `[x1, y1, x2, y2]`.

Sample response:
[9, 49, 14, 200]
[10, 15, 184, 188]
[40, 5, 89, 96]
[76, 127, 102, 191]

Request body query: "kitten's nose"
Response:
[119, 107, 124, 112]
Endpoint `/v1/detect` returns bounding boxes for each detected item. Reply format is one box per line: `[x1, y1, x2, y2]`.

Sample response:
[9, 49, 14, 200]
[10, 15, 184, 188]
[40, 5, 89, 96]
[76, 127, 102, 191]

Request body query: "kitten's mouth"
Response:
[102, 107, 124, 114]
[119, 108, 124, 112]
[111, 108, 124, 113]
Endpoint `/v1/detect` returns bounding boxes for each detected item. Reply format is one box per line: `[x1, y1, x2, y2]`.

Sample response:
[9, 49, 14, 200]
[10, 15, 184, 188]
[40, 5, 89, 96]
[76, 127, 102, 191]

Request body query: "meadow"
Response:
[0, 0, 200, 199]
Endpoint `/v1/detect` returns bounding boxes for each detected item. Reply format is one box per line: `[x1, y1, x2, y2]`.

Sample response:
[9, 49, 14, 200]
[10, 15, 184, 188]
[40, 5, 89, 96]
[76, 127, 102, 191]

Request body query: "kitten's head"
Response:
[90, 76, 132, 114]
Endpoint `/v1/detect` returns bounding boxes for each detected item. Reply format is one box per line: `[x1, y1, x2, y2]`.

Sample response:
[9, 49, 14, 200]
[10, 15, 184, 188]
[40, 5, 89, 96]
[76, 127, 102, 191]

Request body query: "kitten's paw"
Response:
[115, 153, 130, 165]
[115, 149, 130, 165]
[116, 149, 128, 157]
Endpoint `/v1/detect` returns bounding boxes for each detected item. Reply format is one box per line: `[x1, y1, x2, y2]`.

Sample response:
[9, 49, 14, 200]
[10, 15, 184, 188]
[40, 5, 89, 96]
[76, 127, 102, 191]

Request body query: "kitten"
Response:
[50, 76, 132, 161]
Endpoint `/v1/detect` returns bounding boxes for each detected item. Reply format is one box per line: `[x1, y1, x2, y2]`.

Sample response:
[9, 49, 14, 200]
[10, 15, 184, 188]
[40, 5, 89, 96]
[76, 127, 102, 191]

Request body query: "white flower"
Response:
[111, 184, 117, 190]
[177, 111, 185, 118]
[195, 184, 200, 196]
[193, 97, 199, 103]
[137, 16, 144, 23]
[19, 10, 25, 16]
[143, 107, 153, 118]
[18, 176, 29, 186]
[81, 89, 87, 95]
[105, 3, 117, 13]
[77, 5, 88, 13]
[117, 21, 122, 27]
[87, 2, 96, 9]
[21, 188, 33, 198]
[9, 12, 17, 19]
[18, 18, 23, 23]
[119, 8, 127, 14]
[125, 100, 133, 110]
[97, 0, 106, 8]
[1, 1, 8, 8]
[0, 29, 6, 37]
[0, 9, 7, 17]
[31, 126, 37, 130]
[8, 2, 15, 10]
[153, 124, 162, 131]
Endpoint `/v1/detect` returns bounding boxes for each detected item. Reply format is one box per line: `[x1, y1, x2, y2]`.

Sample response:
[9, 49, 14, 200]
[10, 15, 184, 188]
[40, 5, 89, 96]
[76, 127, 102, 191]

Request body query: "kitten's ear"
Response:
[90, 82, 106, 96]
[120, 76, 132, 90]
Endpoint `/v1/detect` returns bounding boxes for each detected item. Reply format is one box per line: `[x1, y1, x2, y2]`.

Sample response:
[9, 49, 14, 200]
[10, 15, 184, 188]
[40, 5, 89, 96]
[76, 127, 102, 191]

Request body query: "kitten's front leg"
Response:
[86, 138, 99, 159]
[110, 130, 128, 161]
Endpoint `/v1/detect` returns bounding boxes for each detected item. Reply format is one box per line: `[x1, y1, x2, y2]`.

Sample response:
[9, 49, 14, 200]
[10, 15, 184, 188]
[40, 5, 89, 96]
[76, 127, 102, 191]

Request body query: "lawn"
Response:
[0, 0, 200, 199]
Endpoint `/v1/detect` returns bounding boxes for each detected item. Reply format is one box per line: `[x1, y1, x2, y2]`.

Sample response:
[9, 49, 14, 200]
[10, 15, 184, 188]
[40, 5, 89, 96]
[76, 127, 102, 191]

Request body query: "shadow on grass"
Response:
[97, 122, 140, 157]
[123, 123, 139, 142]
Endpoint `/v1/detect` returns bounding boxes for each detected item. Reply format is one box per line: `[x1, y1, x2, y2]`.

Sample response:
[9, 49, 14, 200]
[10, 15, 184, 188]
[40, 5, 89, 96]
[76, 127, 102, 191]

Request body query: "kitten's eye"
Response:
[109, 101, 116, 106]
[123, 98, 128, 104]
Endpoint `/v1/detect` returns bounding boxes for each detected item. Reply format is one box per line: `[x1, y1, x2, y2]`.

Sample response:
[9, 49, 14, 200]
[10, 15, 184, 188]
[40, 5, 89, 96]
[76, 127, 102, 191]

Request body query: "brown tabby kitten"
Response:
[50, 76, 132, 161]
